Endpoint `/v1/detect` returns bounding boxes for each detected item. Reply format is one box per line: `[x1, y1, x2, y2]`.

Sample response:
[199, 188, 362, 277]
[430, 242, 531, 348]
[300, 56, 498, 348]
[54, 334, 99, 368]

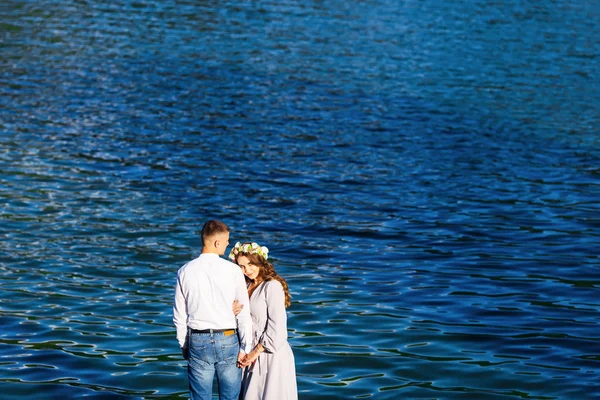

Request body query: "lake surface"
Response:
[1, 0, 599, 398]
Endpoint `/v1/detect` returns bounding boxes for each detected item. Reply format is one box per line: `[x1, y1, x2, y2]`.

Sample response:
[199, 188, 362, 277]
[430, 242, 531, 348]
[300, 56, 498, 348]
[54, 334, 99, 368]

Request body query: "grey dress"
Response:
[240, 280, 298, 400]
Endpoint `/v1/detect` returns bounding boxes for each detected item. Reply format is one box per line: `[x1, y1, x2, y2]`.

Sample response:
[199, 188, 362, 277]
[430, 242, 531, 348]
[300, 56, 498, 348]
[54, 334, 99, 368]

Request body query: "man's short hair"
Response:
[201, 220, 230, 245]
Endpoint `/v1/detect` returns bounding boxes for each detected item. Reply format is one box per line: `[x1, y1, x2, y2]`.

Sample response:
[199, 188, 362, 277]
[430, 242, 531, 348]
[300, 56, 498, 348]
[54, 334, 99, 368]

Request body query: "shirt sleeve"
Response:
[234, 269, 253, 354]
[173, 271, 188, 348]
[260, 280, 288, 353]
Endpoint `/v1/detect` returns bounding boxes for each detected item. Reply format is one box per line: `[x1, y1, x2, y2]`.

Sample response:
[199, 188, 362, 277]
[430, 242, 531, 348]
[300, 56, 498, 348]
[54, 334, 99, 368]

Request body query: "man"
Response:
[173, 220, 252, 400]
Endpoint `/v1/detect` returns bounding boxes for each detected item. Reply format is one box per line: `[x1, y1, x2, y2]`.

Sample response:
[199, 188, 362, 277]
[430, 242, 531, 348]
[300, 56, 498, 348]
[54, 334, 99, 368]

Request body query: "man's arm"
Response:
[234, 270, 253, 354]
[173, 272, 188, 352]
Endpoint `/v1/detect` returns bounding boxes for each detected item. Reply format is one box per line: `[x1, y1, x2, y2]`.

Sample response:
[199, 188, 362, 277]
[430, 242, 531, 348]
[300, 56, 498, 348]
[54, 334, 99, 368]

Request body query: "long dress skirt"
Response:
[240, 280, 298, 400]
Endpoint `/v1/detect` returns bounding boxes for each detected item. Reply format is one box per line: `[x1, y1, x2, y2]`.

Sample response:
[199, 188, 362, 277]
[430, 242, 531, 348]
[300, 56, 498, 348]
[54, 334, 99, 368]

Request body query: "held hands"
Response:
[237, 344, 264, 368]
[238, 349, 260, 368]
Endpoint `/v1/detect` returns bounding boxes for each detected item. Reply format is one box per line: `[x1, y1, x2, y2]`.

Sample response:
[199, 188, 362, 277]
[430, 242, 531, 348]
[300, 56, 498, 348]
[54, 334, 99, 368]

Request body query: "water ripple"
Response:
[2, 0, 599, 399]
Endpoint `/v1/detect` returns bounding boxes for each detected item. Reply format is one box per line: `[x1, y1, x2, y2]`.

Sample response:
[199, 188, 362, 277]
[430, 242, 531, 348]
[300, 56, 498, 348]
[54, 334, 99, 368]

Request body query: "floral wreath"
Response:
[228, 242, 269, 261]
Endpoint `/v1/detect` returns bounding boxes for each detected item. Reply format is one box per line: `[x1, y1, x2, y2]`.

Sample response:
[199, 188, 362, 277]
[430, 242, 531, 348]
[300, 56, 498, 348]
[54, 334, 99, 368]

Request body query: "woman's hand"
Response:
[240, 344, 264, 367]
[232, 300, 243, 316]
[240, 349, 260, 367]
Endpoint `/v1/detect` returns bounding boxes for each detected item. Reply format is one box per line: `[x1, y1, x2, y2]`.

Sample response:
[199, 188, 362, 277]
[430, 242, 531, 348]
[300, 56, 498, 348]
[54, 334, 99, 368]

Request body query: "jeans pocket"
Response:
[189, 343, 209, 367]
[220, 341, 239, 362]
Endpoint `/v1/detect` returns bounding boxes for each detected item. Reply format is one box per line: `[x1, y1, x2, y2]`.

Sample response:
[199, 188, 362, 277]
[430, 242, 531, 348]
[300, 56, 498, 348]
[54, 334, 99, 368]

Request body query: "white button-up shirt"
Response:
[173, 253, 252, 353]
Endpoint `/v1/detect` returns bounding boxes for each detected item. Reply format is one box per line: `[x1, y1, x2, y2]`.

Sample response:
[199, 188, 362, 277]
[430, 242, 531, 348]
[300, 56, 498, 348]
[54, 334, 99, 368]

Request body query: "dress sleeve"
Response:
[260, 280, 288, 353]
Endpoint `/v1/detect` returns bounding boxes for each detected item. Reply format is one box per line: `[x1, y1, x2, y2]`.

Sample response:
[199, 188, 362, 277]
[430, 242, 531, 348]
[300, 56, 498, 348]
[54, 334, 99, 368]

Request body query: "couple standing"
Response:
[173, 220, 298, 400]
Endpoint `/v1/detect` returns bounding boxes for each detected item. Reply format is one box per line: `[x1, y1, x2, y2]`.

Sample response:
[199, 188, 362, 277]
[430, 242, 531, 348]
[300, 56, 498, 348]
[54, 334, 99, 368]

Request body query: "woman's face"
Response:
[237, 255, 260, 280]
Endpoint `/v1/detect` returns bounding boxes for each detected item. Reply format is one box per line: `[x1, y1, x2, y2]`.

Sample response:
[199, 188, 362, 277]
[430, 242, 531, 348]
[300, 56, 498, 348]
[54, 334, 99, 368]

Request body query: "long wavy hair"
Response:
[234, 252, 292, 308]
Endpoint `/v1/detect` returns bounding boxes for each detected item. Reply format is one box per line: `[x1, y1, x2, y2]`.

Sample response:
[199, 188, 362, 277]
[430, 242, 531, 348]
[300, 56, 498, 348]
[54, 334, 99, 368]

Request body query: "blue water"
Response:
[1, 0, 599, 399]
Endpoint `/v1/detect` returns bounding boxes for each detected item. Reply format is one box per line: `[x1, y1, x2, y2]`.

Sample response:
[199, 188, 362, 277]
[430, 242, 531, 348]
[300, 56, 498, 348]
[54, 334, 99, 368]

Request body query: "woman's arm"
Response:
[259, 280, 288, 353]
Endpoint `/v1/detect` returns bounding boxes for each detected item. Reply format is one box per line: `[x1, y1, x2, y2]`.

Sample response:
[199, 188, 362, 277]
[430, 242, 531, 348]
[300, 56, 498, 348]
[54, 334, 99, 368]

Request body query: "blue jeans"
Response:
[187, 329, 241, 400]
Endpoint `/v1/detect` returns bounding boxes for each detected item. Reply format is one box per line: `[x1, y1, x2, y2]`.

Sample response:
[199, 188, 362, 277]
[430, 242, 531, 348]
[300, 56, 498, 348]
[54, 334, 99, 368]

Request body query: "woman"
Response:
[229, 242, 298, 400]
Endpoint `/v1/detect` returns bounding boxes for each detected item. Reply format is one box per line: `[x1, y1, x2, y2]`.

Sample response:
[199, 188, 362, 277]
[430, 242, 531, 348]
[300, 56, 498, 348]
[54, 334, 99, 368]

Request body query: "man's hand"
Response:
[232, 300, 243, 316]
[240, 348, 261, 368]
[237, 351, 247, 368]
[181, 347, 189, 360]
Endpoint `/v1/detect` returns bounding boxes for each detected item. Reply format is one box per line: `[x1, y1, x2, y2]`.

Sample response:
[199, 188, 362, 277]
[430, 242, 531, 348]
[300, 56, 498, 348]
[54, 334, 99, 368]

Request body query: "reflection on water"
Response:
[1, 0, 599, 399]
